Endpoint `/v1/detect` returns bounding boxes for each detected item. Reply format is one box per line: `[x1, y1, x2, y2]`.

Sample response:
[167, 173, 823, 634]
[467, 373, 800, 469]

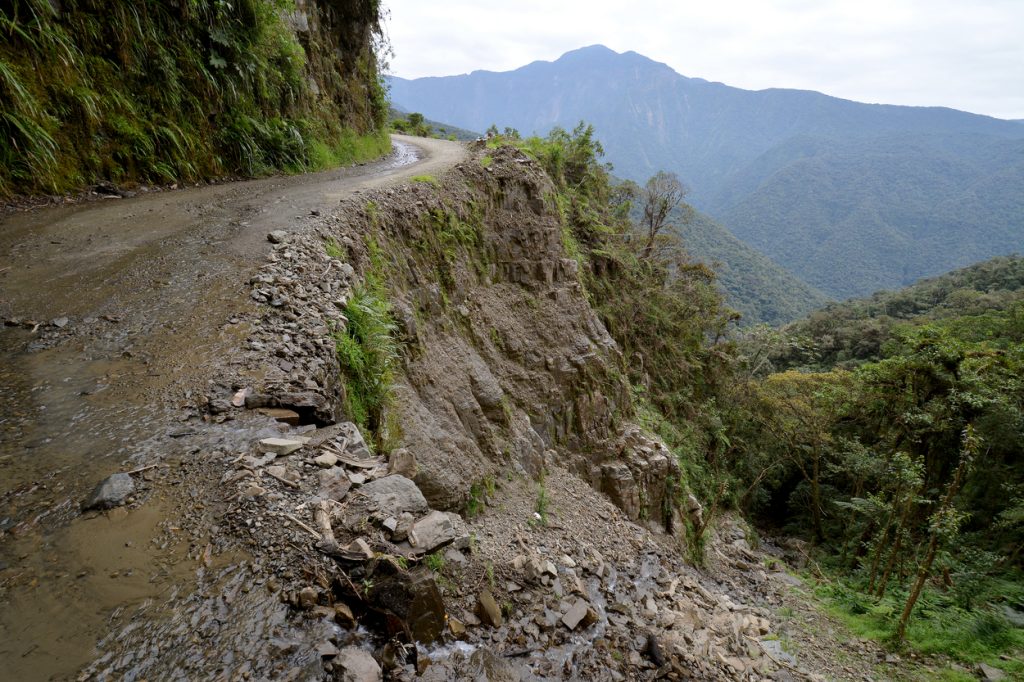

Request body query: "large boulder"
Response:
[408, 510, 469, 553]
[358, 475, 428, 518]
[333, 647, 381, 682]
[82, 473, 135, 510]
[365, 566, 447, 644]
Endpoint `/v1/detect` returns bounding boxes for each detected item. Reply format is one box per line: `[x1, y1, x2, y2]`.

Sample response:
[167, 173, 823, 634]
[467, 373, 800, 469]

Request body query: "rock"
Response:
[367, 566, 447, 643]
[524, 556, 557, 582]
[760, 639, 797, 666]
[278, 391, 334, 424]
[448, 616, 466, 638]
[392, 512, 415, 542]
[259, 437, 308, 456]
[317, 641, 340, 658]
[82, 473, 135, 510]
[561, 598, 597, 631]
[256, 407, 302, 425]
[319, 468, 352, 501]
[207, 398, 232, 415]
[408, 510, 469, 553]
[339, 422, 372, 458]
[387, 448, 417, 479]
[334, 647, 382, 682]
[348, 472, 367, 485]
[297, 586, 318, 609]
[358, 475, 428, 518]
[242, 484, 266, 498]
[477, 590, 503, 627]
[52, 316, 69, 328]
[334, 602, 356, 628]
[345, 538, 375, 560]
[315, 453, 339, 468]
[979, 663, 1006, 681]
[466, 649, 520, 681]
[267, 230, 288, 244]
[231, 388, 249, 407]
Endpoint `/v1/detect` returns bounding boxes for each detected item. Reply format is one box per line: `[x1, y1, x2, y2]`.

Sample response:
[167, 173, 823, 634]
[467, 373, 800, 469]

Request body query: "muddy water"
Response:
[0, 138, 453, 680]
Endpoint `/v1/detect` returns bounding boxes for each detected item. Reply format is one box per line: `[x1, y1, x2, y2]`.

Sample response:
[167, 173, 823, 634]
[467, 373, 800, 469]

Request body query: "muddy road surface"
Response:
[0, 136, 466, 681]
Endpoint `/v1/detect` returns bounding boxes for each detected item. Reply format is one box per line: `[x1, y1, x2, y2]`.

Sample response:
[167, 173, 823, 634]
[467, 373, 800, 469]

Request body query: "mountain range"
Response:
[389, 45, 1024, 310]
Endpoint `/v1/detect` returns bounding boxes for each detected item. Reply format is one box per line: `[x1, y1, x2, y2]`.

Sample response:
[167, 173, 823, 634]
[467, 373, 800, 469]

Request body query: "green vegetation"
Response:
[772, 255, 1024, 371]
[389, 109, 479, 141]
[466, 476, 496, 519]
[677, 209, 829, 325]
[0, 0, 389, 196]
[820, 581, 1024, 672]
[424, 553, 445, 574]
[333, 283, 398, 443]
[534, 472, 550, 526]
[724, 271, 1024, 669]
[411, 174, 440, 186]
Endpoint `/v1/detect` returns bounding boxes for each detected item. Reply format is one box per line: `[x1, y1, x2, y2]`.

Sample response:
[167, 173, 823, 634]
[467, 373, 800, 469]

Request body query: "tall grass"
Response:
[334, 284, 399, 438]
[0, 0, 389, 196]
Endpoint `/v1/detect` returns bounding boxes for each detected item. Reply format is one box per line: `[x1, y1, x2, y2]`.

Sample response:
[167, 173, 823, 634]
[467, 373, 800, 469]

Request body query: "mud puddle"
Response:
[0, 499, 189, 680]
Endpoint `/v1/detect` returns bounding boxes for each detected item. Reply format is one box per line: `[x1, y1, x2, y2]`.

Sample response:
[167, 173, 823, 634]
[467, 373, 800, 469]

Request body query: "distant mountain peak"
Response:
[560, 44, 618, 57]
[551, 44, 672, 72]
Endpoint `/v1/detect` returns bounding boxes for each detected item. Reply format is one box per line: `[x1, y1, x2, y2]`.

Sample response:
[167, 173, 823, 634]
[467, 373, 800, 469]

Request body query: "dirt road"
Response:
[0, 135, 466, 680]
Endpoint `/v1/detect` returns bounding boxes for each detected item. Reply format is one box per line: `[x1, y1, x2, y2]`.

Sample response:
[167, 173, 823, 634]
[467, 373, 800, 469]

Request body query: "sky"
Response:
[381, 0, 1024, 120]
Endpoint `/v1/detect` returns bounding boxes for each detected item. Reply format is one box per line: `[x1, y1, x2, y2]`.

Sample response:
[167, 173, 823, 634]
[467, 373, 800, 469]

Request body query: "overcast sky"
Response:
[382, 0, 1024, 120]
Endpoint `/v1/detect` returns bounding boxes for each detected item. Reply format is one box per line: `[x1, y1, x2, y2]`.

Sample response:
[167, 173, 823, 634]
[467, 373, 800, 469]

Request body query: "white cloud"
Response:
[382, 0, 1024, 118]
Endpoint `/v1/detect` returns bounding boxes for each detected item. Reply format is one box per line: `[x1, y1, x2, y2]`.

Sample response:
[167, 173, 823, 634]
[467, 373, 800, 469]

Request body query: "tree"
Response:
[896, 426, 978, 642]
[640, 171, 692, 259]
[406, 112, 430, 137]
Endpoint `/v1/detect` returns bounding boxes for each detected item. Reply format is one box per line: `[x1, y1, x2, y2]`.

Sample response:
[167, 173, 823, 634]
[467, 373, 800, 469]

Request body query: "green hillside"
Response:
[713, 134, 1024, 298]
[771, 255, 1024, 370]
[678, 209, 828, 325]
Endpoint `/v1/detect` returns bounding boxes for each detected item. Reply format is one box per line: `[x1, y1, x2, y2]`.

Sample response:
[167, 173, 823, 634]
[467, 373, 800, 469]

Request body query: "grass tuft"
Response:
[334, 283, 398, 440]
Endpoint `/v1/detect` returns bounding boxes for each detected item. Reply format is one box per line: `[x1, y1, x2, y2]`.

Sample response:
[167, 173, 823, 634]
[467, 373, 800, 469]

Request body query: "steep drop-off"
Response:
[0, 0, 389, 196]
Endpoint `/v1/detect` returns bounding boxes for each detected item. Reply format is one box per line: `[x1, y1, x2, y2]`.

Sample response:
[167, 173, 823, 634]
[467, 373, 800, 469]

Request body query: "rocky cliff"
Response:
[242, 142, 690, 535]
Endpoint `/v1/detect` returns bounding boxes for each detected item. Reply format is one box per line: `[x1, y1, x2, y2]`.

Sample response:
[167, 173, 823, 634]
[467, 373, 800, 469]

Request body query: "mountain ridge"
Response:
[389, 45, 1024, 303]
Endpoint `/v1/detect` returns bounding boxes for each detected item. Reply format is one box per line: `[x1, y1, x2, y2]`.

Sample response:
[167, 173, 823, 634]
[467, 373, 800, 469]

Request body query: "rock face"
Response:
[325, 144, 665, 520]
[82, 473, 135, 510]
[237, 144, 692, 531]
[596, 426, 680, 533]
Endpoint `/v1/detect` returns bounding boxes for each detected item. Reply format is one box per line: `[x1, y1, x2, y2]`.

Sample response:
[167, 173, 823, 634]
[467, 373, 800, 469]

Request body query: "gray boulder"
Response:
[408, 510, 469, 553]
[334, 646, 381, 682]
[358, 475, 428, 518]
[82, 473, 135, 510]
